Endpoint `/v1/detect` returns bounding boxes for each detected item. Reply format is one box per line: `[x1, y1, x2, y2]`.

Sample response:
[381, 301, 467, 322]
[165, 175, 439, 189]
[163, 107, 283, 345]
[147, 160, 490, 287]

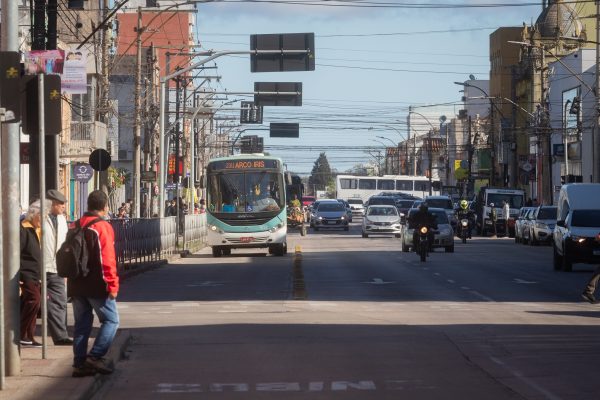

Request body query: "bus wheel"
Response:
[212, 247, 222, 257]
[274, 243, 286, 256]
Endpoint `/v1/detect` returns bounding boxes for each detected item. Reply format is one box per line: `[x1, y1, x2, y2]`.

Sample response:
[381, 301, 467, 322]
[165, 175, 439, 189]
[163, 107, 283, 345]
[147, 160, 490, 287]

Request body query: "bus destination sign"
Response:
[211, 159, 279, 171]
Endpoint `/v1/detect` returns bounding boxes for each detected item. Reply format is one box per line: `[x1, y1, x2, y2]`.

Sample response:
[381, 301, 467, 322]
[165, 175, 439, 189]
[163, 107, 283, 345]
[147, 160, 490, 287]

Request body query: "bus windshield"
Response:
[207, 171, 284, 213]
[487, 193, 524, 208]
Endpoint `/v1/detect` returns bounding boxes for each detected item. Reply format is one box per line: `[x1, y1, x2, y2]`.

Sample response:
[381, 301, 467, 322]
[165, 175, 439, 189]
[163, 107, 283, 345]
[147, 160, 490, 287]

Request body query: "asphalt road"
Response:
[96, 218, 600, 400]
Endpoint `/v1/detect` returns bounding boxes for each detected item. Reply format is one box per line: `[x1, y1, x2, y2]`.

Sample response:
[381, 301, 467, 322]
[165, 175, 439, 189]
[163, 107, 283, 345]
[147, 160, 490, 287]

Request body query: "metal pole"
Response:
[1, 0, 21, 378]
[0, 108, 6, 388]
[38, 75, 48, 359]
[132, 7, 143, 218]
[428, 129, 433, 195]
[595, 0, 600, 183]
[159, 81, 166, 217]
[564, 100, 571, 180]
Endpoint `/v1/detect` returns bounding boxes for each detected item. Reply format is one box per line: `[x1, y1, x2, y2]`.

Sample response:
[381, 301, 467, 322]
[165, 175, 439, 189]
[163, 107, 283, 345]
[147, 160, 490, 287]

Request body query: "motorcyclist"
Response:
[456, 199, 474, 239]
[409, 203, 438, 252]
[289, 194, 301, 209]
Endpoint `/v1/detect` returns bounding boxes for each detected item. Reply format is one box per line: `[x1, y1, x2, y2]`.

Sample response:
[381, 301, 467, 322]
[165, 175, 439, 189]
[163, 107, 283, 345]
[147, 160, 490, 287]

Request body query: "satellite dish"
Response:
[469, 74, 476, 80]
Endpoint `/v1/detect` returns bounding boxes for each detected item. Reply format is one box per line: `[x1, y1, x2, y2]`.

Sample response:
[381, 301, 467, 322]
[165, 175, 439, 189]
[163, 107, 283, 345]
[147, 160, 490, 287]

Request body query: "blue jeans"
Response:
[72, 296, 120, 367]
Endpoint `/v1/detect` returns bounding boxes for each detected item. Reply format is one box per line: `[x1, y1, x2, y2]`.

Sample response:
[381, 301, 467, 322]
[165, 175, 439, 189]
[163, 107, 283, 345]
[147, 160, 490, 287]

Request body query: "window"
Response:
[571, 210, 600, 227]
[71, 75, 95, 122]
[377, 180, 395, 190]
[537, 207, 557, 220]
[358, 179, 376, 190]
[339, 178, 357, 189]
[396, 180, 413, 190]
[414, 181, 431, 193]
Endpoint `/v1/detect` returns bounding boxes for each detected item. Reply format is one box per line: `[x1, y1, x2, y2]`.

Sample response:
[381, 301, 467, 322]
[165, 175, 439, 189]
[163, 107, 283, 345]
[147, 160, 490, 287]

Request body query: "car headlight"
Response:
[318, 216, 323, 220]
[420, 226, 428, 234]
[341, 216, 346, 220]
[209, 225, 224, 234]
[571, 235, 587, 244]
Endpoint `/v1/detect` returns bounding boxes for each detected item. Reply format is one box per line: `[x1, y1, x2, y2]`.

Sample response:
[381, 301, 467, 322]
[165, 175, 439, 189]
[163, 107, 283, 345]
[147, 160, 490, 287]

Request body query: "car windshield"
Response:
[537, 207, 557, 220]
[207, 171, 284, 213]
[367, 207, 398, 216]
[396, 200, 415, 209]
[407, 209, 448, 225]
[318, 203, 344, 212]
[426, 199, 453, 209]
[487, 193, 524, 208]
[571, 210, 600, 227]
[369, 197, 395, 205]
[347, 199, 363, 205]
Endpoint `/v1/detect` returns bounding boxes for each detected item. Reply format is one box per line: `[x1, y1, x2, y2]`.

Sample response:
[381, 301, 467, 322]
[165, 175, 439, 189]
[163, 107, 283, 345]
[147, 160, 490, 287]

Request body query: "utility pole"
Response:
[428, 129, 433, 195]
[1, 0, 21, 379]
[467, 116, 473, 197]
[595, 0, 600, 183]
[132, 7, 143, 218]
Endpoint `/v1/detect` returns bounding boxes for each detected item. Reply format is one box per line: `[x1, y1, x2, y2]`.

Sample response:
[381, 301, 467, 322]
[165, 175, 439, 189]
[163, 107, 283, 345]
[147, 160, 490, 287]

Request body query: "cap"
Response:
[46, 189, 67, 203]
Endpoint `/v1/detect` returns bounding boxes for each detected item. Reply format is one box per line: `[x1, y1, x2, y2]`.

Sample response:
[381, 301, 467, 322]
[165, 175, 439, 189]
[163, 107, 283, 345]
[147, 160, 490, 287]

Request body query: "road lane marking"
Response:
[513, 278, 537, 284]
[361, 278, 396, 285]
[469, 291, 495, 302]
[490, 357, 564, 400]
[447, 279, 455, 284]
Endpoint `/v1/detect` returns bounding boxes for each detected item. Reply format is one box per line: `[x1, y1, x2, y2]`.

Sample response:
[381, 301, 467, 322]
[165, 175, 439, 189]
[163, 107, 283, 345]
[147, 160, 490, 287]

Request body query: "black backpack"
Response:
[56, 217, 103, 279]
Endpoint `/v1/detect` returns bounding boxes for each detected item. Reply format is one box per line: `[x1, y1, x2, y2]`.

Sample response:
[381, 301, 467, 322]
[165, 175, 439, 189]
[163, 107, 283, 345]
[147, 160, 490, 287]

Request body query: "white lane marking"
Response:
[186, 281, 225, 287]
[490, 357, 564, 400]
[172, 303, 200, 307]
[433, 273, 441, 276]
[447, 279, 455, 284]
[469, 291, 495, 302]
[361, 278, 396, 285]
[513, 278, 537, 284]
[460, 286, 471, 290]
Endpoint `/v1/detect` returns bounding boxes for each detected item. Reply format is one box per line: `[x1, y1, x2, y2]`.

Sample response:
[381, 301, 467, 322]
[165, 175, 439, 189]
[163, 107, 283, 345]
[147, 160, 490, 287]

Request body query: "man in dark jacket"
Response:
[409, 203, 438, 251]
[69, 190, 120, 377]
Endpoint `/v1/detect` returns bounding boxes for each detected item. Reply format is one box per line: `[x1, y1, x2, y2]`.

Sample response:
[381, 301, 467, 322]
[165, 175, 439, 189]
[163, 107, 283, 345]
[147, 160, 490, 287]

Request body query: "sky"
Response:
[192, 1, 544, 175]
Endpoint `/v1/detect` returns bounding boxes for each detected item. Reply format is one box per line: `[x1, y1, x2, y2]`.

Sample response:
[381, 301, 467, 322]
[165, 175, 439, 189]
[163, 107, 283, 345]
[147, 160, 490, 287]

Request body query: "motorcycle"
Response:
[416, 226, 430, 262]
[459, 218, 470, 243]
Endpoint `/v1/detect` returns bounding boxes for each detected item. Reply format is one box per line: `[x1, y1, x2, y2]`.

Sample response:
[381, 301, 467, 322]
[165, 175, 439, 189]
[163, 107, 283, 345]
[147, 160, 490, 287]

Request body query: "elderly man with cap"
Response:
[44, 189, 73, 345]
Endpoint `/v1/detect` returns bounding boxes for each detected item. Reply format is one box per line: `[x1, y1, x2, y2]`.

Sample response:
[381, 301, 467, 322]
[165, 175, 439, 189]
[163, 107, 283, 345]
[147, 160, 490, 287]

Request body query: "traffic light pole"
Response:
[1, 0, 21, 380]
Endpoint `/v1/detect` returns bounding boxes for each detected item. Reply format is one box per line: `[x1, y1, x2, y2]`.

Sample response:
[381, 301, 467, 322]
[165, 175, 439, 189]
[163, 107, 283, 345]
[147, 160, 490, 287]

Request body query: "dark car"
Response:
[395, 199, 416, 216]
[366, 196, 397, 209]
[312, 201, 350, 231]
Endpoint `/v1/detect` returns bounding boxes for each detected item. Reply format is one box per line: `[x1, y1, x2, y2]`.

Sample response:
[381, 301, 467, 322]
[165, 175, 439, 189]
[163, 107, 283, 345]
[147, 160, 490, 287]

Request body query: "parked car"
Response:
[400, 207, 455, 253]
[514, 207, 534, 244]
[528, 205, 557, 246]
[347, 198, 365, 215]
[553, 184, 600, 271]
[520, 208, 537, 245]
[311, 201, 350, 231]
[361, 205, 402, 238]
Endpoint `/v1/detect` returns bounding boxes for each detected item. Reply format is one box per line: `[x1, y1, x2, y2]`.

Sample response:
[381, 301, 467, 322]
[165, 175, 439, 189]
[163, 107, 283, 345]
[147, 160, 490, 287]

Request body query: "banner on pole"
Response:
[62, 48, 88, 94]
[24, 50, 65, 75]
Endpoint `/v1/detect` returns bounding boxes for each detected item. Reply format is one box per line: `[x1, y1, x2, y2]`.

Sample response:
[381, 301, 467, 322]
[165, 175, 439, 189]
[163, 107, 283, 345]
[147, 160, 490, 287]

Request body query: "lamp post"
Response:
[408, 110, 443, 195]
[563, 99, 571, 180]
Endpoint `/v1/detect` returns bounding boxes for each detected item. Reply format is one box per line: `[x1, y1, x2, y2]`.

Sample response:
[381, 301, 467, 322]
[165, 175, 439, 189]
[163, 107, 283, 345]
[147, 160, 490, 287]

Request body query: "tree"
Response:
[309, 152, 334, 192]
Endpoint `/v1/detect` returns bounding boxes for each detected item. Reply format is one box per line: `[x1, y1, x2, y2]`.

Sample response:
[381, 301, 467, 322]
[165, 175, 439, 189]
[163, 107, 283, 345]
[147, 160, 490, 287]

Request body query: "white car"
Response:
[347, 198, 365, 215]
[362, 205, 402, 238]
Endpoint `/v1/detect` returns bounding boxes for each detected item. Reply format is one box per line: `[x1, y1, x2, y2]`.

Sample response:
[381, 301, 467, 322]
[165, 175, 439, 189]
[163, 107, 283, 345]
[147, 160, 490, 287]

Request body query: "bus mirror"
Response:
[285, 172, 292, 185]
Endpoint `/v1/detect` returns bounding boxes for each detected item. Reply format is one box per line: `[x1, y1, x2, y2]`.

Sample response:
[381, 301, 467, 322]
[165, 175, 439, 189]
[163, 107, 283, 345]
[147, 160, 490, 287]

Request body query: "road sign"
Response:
[89, 148, 111, 171]
[270, 123, 299, 138]
[141, 170, 157, 182]
[73, 163, 93, 182]
[254, 82, 302, 106]
[250, 33, 315, 73]
[164, 183, 178, 190]
[240, 101, 263, 124]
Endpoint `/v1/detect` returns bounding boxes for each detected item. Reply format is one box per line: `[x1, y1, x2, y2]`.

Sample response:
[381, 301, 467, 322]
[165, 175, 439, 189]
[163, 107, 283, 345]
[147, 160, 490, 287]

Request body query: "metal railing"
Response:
[109, 215, 207, 271]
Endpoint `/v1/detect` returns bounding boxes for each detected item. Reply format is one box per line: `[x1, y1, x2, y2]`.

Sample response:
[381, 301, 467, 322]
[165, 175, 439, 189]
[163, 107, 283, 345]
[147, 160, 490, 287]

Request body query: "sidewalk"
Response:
[2, 330, 132, 400]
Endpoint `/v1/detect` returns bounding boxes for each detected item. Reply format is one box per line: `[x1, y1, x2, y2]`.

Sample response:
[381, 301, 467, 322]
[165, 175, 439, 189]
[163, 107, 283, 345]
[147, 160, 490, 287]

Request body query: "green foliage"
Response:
[107, 167, 130, 190]
[308, 152, 333, 191]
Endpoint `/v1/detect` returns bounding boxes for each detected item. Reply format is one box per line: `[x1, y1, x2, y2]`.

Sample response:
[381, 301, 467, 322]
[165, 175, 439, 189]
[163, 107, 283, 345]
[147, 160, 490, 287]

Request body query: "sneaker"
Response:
[72, 365, 97, 378]
[84, 356, 114, 375]
[30, 340, 43, 348]
[19, 339, 33, 346]
[54, 338, 74, 346]
[581, 292, 597, 304]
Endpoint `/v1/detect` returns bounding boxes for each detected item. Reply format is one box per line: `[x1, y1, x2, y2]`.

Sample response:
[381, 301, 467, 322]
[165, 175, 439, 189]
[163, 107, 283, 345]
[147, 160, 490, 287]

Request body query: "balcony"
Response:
[61, 121, 107, 160]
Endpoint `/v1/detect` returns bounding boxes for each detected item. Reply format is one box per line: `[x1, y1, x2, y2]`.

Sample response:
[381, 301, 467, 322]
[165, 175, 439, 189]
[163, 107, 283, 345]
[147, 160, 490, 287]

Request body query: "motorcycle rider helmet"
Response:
[460, 199, 468, 210]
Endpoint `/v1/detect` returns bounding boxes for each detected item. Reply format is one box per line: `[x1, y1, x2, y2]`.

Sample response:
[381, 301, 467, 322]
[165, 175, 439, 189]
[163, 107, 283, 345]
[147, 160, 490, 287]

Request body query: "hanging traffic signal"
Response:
[569, 96, 581, 115]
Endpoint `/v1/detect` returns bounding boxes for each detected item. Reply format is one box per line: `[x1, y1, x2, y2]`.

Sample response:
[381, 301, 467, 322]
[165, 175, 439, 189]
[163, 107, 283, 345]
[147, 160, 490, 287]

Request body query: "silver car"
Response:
[401, 207, 455, 253]
[528, 205, 557, 245]
[514, 207, 534, 244]
[362, 205, 402, 238]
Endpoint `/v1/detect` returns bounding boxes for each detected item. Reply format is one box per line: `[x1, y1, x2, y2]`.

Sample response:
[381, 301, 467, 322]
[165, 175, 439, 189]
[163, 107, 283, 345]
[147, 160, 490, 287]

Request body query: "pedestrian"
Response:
[502, 200, 510, 237]
[19, 199, 48, 347]
[199, 199, 206, 214]
[44, 189, 73, 346]
[490, 202, 498, 237]
[69, 190, 120, 377]
[582, 234, 600, 304]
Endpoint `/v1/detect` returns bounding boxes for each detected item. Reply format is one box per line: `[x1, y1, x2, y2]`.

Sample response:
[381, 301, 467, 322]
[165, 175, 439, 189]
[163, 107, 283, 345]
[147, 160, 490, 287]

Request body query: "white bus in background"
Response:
[335, 174, 441, 202]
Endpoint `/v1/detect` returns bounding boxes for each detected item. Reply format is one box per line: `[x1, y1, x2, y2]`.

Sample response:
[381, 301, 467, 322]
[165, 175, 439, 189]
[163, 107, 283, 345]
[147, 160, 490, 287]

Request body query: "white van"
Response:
[552, 184, 600, 271]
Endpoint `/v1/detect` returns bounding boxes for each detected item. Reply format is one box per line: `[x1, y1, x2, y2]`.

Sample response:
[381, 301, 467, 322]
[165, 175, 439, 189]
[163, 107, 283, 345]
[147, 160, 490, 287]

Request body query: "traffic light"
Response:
[569, 96, 581, 115]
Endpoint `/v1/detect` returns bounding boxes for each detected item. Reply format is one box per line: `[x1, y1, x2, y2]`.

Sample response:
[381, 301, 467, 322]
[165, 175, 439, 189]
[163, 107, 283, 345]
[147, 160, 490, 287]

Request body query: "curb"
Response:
[77, 329, 133, 400]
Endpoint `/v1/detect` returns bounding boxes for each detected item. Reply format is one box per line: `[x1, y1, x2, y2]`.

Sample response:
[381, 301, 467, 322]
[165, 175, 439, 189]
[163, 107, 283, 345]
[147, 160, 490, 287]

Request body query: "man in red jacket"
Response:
[68, 190, 120, 377]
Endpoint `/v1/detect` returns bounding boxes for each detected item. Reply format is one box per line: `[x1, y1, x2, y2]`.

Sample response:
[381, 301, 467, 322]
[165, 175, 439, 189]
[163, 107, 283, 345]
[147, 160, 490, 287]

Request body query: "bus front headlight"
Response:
[269, 223, 285, 233]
